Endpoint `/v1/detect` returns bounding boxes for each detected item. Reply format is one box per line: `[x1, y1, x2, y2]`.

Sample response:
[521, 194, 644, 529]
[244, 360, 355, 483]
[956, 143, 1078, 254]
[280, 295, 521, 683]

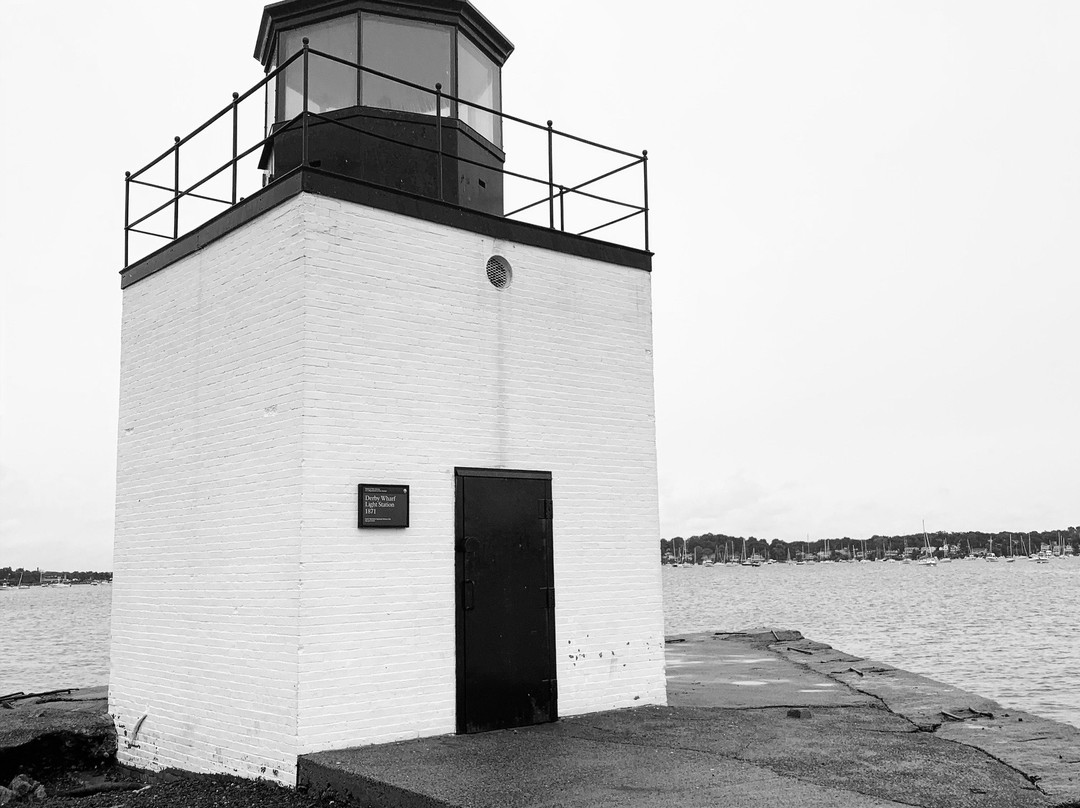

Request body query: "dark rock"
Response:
[8, 776, 34, 797]
[786, 708, 811, 719]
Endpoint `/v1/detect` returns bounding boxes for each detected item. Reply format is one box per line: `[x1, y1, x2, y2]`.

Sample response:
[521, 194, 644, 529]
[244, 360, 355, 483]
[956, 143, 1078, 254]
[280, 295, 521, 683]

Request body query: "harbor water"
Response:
[0, 584, 111, 696]
[3, 559, 1078, 730]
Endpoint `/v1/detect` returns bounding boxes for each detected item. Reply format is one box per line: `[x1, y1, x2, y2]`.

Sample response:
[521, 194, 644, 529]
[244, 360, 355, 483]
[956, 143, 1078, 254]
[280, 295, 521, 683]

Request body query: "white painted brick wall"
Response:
[112, 191, 665, 783]
[112, 200, 307, 785]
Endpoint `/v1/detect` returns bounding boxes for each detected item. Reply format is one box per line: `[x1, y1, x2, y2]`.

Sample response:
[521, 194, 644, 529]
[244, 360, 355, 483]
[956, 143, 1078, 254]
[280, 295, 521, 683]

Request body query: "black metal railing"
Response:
[124, 41, 650, 267]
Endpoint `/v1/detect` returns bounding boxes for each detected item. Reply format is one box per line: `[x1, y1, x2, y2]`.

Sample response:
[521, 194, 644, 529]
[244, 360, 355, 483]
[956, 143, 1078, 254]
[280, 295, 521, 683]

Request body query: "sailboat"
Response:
[917, 521, 937, 566]
[740, 538, 761, 566]
[985, 537, 999, 562]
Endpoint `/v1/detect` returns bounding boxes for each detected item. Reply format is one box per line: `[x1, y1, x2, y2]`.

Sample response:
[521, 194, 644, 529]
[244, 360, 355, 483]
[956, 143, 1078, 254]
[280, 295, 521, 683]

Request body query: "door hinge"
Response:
[538, 499, 553, 519]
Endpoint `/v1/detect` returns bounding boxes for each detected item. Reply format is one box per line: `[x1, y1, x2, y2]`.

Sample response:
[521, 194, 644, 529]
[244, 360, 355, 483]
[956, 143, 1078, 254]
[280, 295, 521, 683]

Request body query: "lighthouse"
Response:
[112, 0, 663, 786]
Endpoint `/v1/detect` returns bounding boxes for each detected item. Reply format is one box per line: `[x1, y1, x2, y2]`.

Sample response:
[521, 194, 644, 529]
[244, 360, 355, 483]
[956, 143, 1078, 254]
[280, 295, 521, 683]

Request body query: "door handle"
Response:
[463, 579, 476, 611]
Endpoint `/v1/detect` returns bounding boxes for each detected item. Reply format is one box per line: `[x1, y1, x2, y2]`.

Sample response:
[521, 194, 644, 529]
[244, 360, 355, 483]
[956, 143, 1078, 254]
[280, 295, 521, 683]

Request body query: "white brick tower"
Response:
[111, 0, 663, 786]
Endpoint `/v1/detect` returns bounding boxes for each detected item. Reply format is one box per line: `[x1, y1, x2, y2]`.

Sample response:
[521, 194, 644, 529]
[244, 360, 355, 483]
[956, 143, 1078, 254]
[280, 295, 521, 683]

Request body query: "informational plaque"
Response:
[358, 484, 410, 528]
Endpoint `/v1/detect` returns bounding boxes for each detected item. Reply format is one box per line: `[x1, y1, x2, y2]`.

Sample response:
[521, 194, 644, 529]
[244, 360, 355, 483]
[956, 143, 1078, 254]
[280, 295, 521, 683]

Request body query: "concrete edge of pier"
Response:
[753, 629, 1080, 801]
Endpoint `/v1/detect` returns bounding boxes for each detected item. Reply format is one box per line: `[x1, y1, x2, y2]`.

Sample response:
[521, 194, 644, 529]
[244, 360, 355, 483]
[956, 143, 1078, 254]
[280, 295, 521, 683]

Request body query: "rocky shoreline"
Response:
[0, 688, 330, 807]
[1, 769, 337, 808]
[9, 770, 336, 808]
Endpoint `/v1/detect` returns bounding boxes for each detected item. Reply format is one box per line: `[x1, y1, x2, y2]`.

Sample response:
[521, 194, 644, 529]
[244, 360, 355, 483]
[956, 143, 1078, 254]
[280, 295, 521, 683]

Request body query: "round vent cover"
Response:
[486, 256, 512, 289]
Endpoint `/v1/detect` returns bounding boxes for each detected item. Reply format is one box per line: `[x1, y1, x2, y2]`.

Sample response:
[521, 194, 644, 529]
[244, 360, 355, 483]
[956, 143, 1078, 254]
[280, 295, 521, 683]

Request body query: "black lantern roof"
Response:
[254, 0, 515, 68]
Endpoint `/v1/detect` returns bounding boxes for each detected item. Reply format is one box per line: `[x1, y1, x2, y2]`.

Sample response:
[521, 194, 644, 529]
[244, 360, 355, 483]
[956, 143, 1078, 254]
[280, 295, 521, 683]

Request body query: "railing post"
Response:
[124, 171, 131, 268]
[435, 83, 444, 201]
[301, 37, 310, 167]
[231, 92, 239, 204]
[173, 136, 181, 239]
[558, 185, 565, 232]
[642, 149, 650, 252]
[547, 120, 555, 229]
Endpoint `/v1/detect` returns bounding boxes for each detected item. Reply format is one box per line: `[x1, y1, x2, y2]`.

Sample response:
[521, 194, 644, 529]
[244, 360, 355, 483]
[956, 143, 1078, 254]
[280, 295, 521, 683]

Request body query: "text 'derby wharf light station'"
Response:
[112, 0, 662, 785]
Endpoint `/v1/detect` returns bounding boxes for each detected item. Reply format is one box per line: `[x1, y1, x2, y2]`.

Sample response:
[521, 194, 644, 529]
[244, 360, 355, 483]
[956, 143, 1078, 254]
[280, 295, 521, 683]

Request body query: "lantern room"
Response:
[255, 0, 513, 215]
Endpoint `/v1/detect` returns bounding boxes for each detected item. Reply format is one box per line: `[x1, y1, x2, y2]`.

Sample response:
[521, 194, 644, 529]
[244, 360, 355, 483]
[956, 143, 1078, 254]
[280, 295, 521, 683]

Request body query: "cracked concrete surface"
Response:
[299, 632, 1080, 807]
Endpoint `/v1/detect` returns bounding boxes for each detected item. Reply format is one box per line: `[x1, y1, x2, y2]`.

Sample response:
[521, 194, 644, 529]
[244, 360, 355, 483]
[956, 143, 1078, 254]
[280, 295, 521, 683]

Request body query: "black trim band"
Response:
[454, 467, 552, 480]
[120, 167, 652, 289]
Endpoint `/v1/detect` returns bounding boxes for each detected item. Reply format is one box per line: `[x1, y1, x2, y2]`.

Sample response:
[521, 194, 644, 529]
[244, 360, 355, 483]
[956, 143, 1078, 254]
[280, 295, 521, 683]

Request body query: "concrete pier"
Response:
[4, 633, 1080, 806]
[299, 631, 1080, 808]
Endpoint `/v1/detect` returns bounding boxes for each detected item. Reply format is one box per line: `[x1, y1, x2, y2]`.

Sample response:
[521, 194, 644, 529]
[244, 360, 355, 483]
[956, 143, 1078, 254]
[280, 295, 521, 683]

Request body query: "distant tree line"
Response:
[0, 567, 113, 585]
[661, 527, 1079, 563]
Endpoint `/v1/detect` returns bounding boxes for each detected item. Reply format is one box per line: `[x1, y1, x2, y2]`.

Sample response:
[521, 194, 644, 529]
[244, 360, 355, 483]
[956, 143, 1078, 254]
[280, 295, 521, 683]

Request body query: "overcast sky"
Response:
[2, 1, 1078, 570]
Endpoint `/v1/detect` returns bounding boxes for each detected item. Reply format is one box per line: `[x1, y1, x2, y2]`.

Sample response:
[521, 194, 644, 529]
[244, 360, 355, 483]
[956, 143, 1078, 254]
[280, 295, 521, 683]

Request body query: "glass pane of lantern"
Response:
[280, 16, 358, 120]
[361, 15, 451, 116]
[457, 36, 501, 147]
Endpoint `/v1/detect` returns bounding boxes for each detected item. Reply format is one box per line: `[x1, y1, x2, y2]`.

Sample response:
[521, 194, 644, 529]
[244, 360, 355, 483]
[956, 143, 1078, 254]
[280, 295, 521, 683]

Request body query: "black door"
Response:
[455, 468, 556, 734]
